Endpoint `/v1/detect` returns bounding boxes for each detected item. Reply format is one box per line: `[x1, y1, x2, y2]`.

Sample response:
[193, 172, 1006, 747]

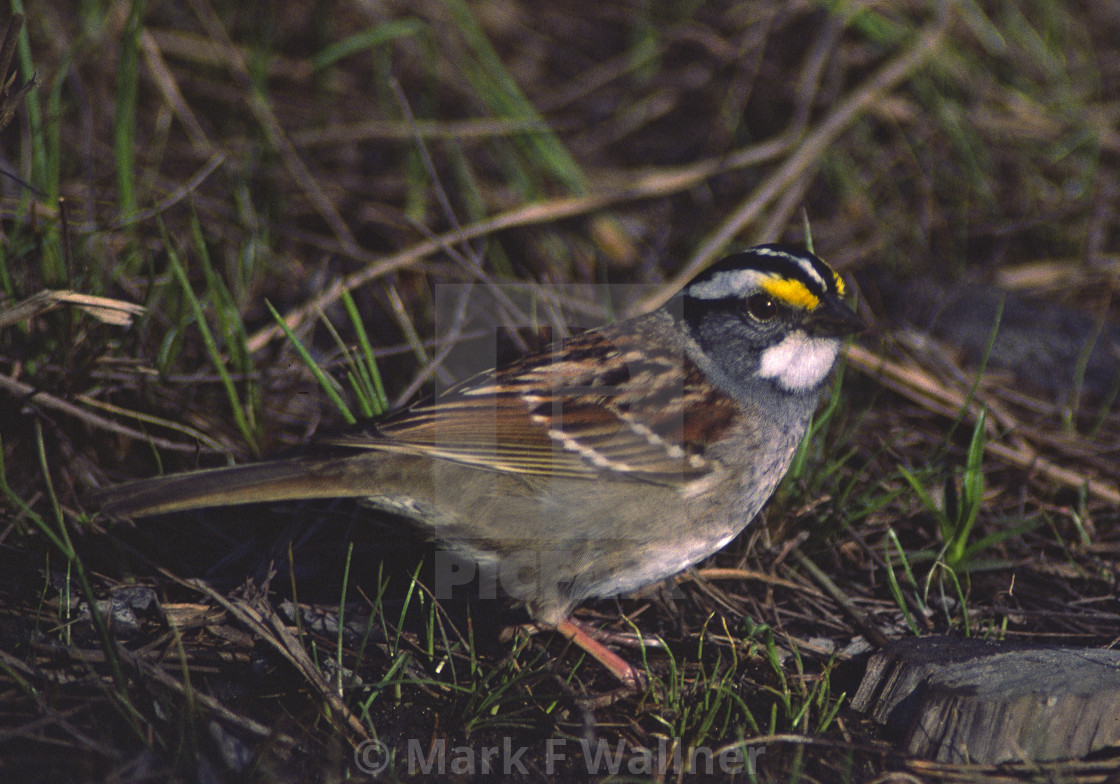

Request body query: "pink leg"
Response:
[554, 618, 647, 690]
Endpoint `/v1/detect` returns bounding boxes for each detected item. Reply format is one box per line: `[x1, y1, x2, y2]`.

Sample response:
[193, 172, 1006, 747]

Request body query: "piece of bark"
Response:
[852, 636, 1120, 764]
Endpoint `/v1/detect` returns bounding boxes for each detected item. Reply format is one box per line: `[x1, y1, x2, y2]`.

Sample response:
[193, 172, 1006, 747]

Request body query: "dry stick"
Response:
[756, 170, 814, 246]
[0, 14, 34, 135]
[691, 567, 828, 599]
[245, 134, 793, 353]
[908, 757, 1120, 779]
[714, 732, 892, 759]
[186, 0, 358, 253]
[753, 15, 846, 244]
[103, 154, 227, 232]
[139, 30, 214, 155]
[171, 572, 369, 739]
[291, 116, 554, 146]
[22, 153, 226, 232]
[0, 290, 145, 330]
[2, 671, 113, 756]
[18, 153, 226, 232]
[391, 287, 473, 408]
[251, 6, 948, 350]
[113, 644, 296, 745]
[859, 334, 1047, 474]
[246, 7, 950, 351]
[794, 549, 891, 648]
[642, 7, 953, 313]
[389, 78, 536, 352]
[0, 373, 227, 455]
[248, 18, 840, 352]
[845, 344, 1120, 506]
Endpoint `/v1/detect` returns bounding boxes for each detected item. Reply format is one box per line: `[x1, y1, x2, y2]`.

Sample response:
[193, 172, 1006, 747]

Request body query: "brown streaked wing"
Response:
[325, 327, 740, 485]
[334, 392, 598, 478]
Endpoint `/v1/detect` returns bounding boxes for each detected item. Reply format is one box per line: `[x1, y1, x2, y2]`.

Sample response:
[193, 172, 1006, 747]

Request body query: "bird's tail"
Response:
[90, 456, 382, 519]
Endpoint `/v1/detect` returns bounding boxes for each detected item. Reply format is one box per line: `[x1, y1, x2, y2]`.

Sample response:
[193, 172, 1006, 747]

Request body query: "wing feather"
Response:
[326, 321, 741, 485]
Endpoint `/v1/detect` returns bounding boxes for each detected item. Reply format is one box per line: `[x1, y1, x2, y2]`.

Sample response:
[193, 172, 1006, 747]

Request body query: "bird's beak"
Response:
[808, 297, 866, 338]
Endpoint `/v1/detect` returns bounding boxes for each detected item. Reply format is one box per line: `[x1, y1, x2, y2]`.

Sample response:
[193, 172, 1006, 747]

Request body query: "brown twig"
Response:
[648, 4, 953, 311]
[170, 572, 370, 740]
[845, 343, 1120, 506]
[244, 133, 796, 353]
[0, 372, 228, 456]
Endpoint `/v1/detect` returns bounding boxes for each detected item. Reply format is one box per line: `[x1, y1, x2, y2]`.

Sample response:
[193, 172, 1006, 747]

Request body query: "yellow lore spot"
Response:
[761, 277, 820, 310]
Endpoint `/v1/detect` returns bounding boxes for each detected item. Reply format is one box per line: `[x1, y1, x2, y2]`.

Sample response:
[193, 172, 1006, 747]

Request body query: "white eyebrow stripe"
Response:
[753, 246, 828, 292]
[687, 268, 768, 299]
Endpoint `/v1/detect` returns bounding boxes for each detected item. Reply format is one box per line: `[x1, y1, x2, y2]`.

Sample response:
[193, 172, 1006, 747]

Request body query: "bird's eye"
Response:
[746, 293, 777, 322]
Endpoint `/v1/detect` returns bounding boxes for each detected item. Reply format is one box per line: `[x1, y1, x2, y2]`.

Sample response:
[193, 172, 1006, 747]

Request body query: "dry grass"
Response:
[1, 1, 1118, 781]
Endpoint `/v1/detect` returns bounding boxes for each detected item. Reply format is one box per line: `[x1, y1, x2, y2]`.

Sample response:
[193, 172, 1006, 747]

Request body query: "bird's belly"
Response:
[359, 459, 786, 622]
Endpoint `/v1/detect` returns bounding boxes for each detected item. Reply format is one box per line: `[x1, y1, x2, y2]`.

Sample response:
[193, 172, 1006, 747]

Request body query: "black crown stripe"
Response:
[688, 245, 837, 300]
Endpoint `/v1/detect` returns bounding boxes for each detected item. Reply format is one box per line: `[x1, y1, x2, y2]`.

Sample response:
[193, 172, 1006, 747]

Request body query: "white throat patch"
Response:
[758, 331, 840, 391]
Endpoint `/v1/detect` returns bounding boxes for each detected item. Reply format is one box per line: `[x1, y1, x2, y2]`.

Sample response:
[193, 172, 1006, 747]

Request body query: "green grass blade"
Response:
[264, 300, 356, 424]
[439, 0, 587, 196]
[312, 18, 427, 71]
[341, 289, 388, 415]
[946, 409, 987, 567]
[164, 236, 260, 454]
[113, 0, 147, 221]
[190, 213, 261, 434]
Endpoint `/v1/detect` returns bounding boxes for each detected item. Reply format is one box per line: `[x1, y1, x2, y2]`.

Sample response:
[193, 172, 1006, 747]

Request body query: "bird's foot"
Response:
[553, 618, 648, 691]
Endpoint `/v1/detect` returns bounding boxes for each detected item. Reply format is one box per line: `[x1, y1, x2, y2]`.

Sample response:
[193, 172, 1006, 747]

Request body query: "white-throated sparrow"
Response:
[92, 244, 864, 688]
